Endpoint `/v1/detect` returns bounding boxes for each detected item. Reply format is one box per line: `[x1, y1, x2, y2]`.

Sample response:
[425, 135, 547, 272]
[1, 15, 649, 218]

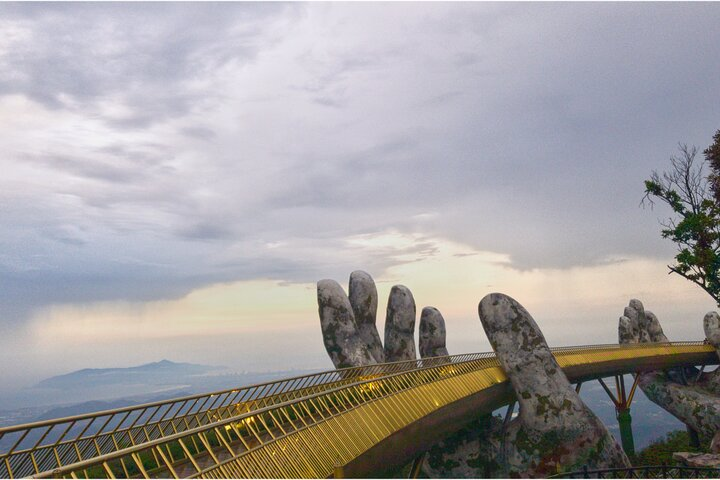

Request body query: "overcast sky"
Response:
[1, 2, 720, 391]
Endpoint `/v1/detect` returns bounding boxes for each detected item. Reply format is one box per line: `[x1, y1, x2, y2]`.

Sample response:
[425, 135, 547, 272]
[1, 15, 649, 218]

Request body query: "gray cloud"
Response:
[175, 221, 236, 241]
[1, 2, 720, 329]
[179, 126, 217, 141]
[0, 2, 297, 126]
[27, 154, 147, 184]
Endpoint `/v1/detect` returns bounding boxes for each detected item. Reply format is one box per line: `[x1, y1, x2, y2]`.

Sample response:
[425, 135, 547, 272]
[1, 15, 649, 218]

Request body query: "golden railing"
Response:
[1, 342, 715, 479]
[0, 352, 497, 479]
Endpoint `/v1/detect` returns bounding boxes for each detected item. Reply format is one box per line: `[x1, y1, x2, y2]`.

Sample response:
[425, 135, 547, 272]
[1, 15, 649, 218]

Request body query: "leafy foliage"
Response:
[633, 429, 709, 467]
[643, 132, 720, 306]
[708, 130, 720, 205]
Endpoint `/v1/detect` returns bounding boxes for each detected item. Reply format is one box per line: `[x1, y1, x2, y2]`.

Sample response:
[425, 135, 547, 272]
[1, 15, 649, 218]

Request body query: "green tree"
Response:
[643, 131, 720, 306]
[634, 429, 709, 467]
[706, 130, 720, 204]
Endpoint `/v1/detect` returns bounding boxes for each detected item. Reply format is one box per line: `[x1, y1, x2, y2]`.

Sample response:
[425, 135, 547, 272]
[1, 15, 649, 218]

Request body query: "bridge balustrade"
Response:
[0, 352, 493, 478]
[0, 342, 715, 479]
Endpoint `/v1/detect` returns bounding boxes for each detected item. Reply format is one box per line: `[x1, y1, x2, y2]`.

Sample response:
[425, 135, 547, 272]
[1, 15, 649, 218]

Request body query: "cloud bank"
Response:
[1, 3, 720, 385]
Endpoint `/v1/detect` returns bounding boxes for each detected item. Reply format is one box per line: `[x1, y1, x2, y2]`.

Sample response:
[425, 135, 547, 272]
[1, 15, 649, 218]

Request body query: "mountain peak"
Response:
[36, 359, 226, 389]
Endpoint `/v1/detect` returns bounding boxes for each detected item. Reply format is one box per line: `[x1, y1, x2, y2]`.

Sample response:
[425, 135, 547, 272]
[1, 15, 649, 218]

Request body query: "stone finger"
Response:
[317, 279, 376, 368]
[644, 311, 669, 343]
[479, 293, 595, 429]
[618, 316, 636, 344]
[479, 293, 629, 476]
[624, 299, 648, 343]
[419, 307, 449, 359]
[348, 270, 385, 363]
[383, 285, 417, 362]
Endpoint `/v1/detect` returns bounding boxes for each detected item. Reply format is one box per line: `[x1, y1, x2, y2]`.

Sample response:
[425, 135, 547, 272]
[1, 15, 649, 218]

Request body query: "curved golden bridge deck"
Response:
[0, 342, 715, 479]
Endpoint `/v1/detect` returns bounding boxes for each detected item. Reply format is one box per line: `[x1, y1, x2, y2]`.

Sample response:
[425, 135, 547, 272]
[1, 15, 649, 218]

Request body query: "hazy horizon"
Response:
[2, 2, 720, 394]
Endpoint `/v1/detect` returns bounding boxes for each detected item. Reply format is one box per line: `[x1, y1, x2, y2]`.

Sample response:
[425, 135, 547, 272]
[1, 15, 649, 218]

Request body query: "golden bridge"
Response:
[0, 342, 716, 479]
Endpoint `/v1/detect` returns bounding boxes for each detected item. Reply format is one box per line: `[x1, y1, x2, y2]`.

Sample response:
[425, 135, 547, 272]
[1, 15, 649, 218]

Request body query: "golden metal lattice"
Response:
[0, 342, 713, 479]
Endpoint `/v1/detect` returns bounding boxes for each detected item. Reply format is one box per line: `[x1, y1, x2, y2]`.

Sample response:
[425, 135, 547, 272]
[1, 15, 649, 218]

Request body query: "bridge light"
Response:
[439, 366, 457, 377]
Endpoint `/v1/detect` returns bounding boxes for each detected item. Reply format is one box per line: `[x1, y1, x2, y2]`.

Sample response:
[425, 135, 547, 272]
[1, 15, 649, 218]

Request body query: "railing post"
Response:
[334, 457, 344, 478]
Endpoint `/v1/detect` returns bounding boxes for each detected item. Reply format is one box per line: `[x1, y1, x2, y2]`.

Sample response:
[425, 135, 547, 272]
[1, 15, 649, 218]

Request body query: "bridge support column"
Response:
[597, 374, 639, 457]
[617, 408, 635, 456]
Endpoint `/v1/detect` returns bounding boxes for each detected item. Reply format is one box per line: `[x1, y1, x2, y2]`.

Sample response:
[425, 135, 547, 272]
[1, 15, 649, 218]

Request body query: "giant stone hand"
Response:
[317, 270, 449, 368]
[475, 294, 630, 476]
[318, 278, 630, 476]
[618, 299, 720, 450]
[426, 295, 631, 477]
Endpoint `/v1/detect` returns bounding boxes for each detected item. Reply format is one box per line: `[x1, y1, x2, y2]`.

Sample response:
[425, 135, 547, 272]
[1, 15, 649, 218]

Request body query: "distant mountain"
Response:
[36, 359, 227, 389]
[35, 390, 195, 421]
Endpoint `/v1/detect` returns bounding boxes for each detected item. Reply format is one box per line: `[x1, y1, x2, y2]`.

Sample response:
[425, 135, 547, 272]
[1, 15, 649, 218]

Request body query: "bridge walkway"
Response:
[0, 342, 715, 479]
[0, 353, 495, 478]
